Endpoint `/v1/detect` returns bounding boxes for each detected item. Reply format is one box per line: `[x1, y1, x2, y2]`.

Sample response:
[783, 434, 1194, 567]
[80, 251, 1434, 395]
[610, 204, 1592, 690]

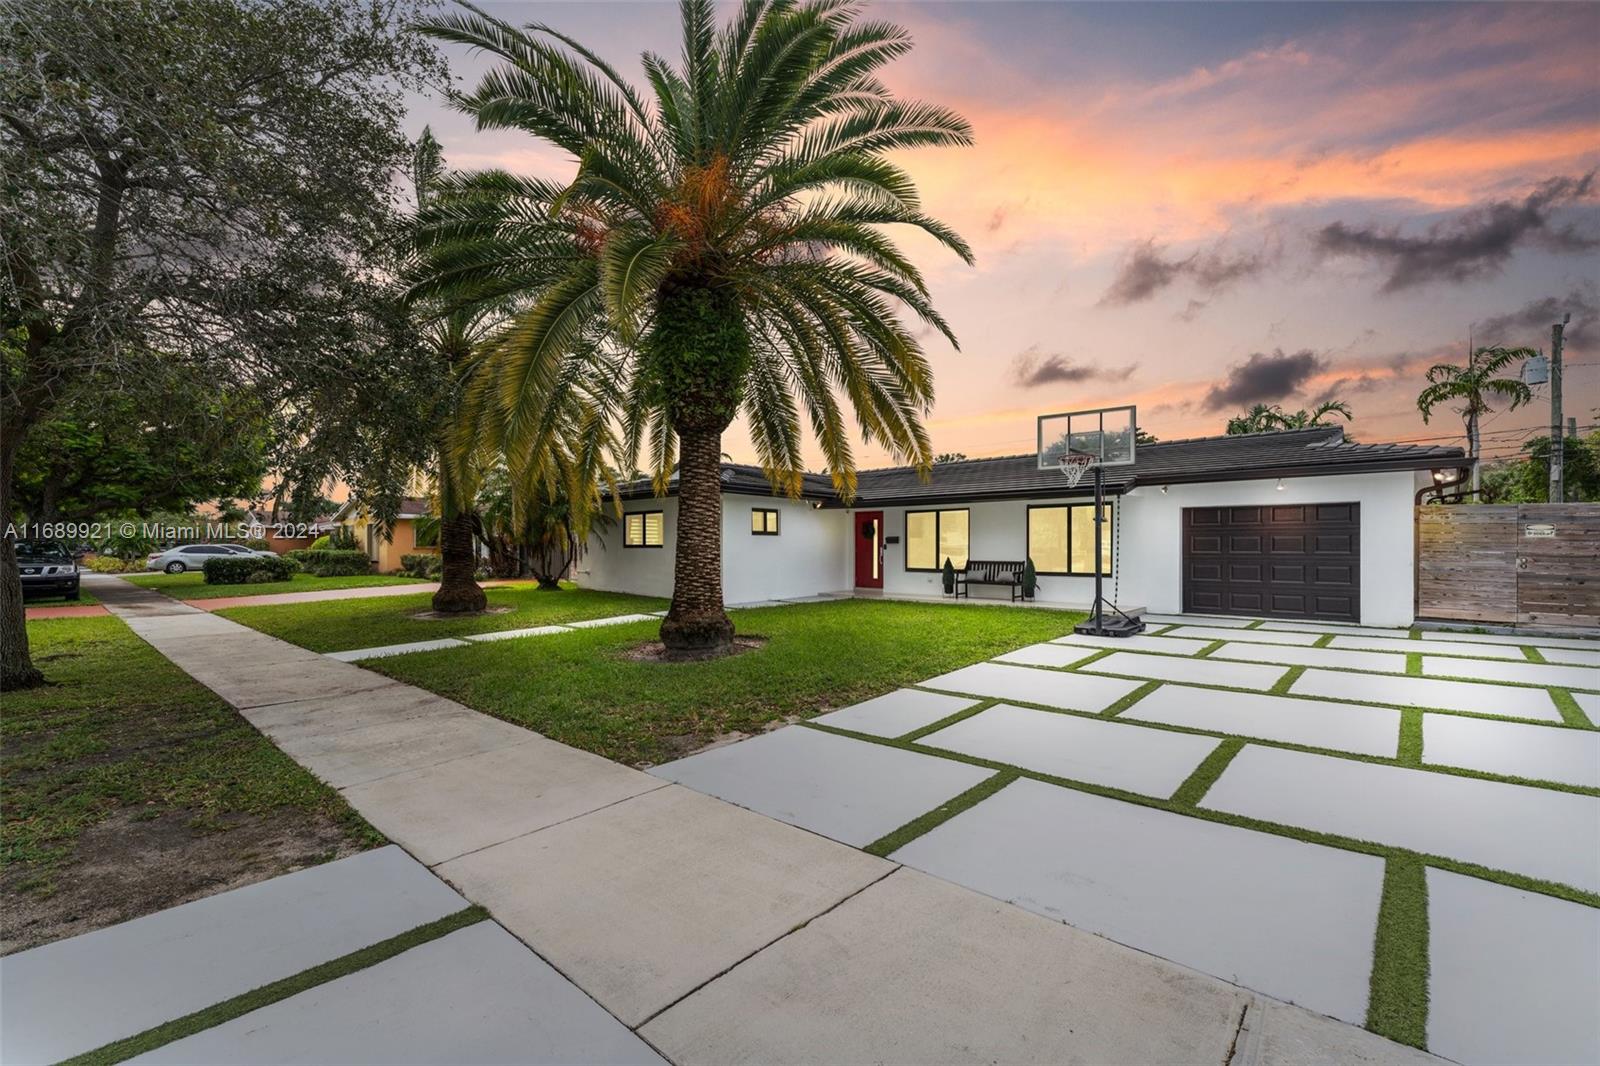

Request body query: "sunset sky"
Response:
[409, 1, 1600, 470]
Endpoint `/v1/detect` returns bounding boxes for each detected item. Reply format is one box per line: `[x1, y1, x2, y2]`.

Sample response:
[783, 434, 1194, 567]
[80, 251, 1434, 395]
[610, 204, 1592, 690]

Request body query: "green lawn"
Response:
[2, 615, 381, 952]
[366, 599, 1084, 766]
[124, 571, 427, 600]
[217, 583, 668, 652]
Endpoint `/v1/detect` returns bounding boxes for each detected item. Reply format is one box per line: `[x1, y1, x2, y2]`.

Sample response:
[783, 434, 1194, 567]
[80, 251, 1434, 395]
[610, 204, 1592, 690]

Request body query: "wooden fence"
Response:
[1416, 504, 1600, 627]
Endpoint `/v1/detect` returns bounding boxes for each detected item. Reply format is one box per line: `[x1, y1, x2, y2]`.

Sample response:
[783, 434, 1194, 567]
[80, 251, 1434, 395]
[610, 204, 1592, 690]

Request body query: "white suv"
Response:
[145, 543, 276, 574]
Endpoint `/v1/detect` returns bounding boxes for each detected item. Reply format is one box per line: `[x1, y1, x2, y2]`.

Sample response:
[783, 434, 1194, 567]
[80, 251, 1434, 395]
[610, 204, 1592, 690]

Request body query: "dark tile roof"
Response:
[609, 428, 1468, 506]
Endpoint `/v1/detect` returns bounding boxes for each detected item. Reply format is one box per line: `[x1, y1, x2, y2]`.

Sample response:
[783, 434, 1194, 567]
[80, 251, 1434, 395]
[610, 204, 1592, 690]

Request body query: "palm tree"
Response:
[415, 0, 973, 658]
[1225, 400, 1352, 435]
[1417, 346, 1535, 495]
[411, 128, 489, 613]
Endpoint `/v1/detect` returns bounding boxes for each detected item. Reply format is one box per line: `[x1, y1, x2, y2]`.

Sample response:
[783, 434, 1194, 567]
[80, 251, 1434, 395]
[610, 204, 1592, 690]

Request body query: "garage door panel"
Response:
[1182, 502, 1360, 622]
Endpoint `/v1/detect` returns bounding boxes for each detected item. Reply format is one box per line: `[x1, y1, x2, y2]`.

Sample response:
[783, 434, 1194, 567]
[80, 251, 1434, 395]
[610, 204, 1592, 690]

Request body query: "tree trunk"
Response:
[1, 422, 44, 690]
[431, 508, 486, 613]
[660, 425, 733, 659]
[1468, 408, 1481, 496]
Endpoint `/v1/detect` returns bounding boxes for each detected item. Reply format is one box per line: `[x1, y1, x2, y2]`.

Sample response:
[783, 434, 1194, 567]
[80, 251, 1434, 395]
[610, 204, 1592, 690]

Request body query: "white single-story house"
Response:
[579, 427, 1468, 627]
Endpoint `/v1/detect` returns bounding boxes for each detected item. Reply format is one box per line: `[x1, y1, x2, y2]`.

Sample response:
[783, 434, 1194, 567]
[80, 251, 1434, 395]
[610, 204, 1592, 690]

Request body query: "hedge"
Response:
[399, 553, 441, 578]
[284, 549, 371, 577]
[202, 555, 301, 585]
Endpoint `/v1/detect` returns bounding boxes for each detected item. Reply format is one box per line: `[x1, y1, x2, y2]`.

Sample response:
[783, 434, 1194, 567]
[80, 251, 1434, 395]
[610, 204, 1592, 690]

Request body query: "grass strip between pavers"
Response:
[1169, 738, 1245, 806]
[1196, 639, 1226, 658]
[1366, 855, 1430, 1048]
[1397, 708, 1425, 766]
[1552, 689, 1596, 729]
[62, 906, 489, 1066]
[1268, 665, 1304, 695]
[864, 770, 1020, 857]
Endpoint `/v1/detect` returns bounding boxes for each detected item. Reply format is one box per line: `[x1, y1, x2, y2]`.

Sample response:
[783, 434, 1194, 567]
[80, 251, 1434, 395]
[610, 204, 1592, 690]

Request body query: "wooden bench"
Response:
[953, 560, 1031, 601]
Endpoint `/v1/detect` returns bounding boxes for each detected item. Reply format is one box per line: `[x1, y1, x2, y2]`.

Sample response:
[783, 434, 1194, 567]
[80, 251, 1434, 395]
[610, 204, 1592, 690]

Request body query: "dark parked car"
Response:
[16, 541, 81, 601]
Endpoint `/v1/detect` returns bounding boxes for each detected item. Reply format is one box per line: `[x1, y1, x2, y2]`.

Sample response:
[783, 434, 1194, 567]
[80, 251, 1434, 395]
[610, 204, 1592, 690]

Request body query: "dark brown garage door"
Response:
[1182, 503, 1360, 622]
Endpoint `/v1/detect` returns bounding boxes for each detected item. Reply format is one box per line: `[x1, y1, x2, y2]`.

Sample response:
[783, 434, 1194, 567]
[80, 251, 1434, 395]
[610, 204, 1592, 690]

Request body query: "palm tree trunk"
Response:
[432, 509, 486, 613]
[660, 425, 733, 659]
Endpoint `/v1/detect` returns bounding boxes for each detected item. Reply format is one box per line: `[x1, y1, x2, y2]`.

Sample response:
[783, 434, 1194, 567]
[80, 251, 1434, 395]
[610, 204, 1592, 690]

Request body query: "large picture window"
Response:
[1027, 504, 1112, 575]
[905, 508, 969, 571]
[624, 510, 664, 548]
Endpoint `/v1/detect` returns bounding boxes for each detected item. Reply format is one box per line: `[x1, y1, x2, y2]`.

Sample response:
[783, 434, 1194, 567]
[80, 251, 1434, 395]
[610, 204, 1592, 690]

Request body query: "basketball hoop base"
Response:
[1074, 610, 1145, 638]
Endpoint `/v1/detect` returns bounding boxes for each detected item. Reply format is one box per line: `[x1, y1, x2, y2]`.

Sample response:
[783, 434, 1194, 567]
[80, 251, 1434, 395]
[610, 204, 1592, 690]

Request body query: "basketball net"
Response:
[1057, 453, 1095, 488]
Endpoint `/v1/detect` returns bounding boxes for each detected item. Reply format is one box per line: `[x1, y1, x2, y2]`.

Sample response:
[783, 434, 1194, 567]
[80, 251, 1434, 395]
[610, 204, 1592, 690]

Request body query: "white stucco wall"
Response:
[579, 494, 849, 604]
[583, 470, 1422, 626]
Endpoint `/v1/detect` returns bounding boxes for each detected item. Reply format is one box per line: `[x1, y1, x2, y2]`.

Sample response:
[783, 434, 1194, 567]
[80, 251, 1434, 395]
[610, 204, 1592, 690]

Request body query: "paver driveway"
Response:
[653, 613, 1600, 1066]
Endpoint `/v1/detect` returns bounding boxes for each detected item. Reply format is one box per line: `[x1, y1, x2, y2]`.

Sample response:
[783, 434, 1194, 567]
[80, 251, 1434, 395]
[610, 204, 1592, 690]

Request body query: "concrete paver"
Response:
[993, 640, 1101, 668]
[918, 703, 1219, 796]
[650, 725, 995, 846]
[1166, 625, 1323, 645]
[0, 847, 465, 1065]
[1142, 613, 1256, 627]
[1422, 714, 1600, 789]
[1202, 746, 1600, 892]
[1084, 650, 1290, 690]
[1540, 645, 1600, 666]
[343, 738, 664, 866]
[1214, 641, 1407, 674]
[1292, 669, 1563, 722]
[891, 779, 1384, 1024]
[640, 867, 1251, 1065]
[462, 624, 571, 642]
[129, 923, 664, 1066]
[808, 688, 978, 737]
[1123, 684, 1399, 757]
[436, 785, 891, 1027]
[1050, 631, 1211, 653]
[1326, 635, 1526, 659]
[918, 660, 1144, 712]
[1250, 622, 1411, 637]
[1426, 870, 1600, 1066]
[1577, 691, 1600, 723]
[327, 638, 467, 661]
[1418, 630, 1600, 652]
[1423, 655, 1600, 692]
[566, 613, 657, 628]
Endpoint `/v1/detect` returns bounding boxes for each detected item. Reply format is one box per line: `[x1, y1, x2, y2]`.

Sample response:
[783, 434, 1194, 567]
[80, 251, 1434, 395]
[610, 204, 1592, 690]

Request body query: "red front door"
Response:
[854, 511, 884, 589]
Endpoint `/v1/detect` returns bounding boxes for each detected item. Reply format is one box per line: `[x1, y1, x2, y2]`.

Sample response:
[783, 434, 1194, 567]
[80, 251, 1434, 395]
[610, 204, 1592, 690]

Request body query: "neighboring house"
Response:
[332, 497, 436, 573]
[581, 427, 1468, 627]
[242, 509, 337, 555]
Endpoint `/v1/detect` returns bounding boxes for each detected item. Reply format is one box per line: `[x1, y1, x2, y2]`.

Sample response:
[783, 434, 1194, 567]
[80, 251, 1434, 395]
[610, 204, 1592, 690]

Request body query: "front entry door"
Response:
[854, 511, 884, 589]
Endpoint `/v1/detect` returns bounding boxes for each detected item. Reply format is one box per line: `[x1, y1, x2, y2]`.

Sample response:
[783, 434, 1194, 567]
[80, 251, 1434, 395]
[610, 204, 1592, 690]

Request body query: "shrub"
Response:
[202, 554, 300, 585]
[242, 537, 272, 551]
[284, 549, 370, 577]
[326, 526, 358, 551]
[308, 534, 331, 550]
[399, 553, 441, 579]
[246, 570, 274, 584]
[87, 555, 136, 573]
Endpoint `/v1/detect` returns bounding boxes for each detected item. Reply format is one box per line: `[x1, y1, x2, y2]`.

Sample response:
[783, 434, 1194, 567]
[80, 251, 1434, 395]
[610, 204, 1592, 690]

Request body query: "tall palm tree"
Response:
[411, 127, 489, 613]
[1417, 346, 1535, 494]
[1279, 399, 1353, 429]
[415, 0, 974, 658]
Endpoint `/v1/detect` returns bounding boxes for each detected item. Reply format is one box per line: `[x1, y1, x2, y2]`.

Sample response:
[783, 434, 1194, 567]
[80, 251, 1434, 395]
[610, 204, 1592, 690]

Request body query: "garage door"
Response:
[1182, 503, 1360, 622]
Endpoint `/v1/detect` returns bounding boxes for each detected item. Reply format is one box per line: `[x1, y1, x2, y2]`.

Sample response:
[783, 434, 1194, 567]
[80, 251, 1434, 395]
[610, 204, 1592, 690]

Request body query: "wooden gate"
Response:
[1416, 504, 1600, 626]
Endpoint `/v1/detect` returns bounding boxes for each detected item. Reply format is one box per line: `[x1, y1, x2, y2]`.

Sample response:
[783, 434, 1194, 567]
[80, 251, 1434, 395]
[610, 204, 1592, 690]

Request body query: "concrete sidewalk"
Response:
[96, 579, 1440, 1064]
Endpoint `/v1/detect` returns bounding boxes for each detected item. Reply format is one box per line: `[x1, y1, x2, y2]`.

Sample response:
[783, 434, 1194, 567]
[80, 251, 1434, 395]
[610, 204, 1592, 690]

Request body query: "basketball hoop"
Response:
[1058, 453, 1095, 488]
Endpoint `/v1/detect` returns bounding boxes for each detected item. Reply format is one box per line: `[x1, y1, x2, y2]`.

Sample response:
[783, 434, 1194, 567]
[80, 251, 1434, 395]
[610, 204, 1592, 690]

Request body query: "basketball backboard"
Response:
[1036, 405, 1137, 470]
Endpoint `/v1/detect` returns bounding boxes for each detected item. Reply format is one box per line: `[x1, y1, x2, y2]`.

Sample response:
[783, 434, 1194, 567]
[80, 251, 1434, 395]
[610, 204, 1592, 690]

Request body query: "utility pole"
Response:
[1550, 313, 1568, 502]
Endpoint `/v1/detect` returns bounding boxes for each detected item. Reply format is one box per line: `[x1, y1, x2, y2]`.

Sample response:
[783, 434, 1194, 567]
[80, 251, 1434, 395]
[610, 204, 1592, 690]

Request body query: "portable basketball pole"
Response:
[1073, 464, 1145, 638]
